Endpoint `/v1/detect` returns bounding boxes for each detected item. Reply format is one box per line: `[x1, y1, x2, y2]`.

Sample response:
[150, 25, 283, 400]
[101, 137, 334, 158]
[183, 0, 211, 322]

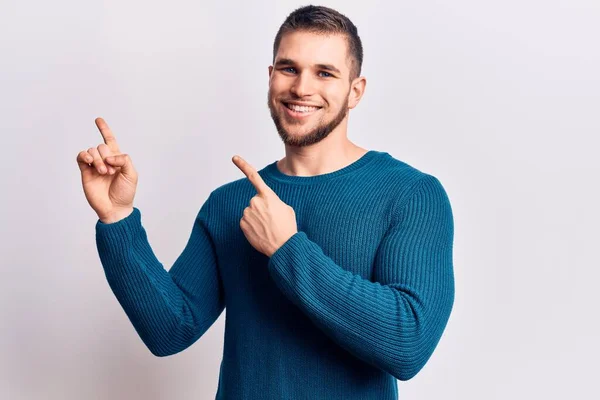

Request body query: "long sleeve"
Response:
[267, 175, 455, 381]
[95, 194, 225, 357]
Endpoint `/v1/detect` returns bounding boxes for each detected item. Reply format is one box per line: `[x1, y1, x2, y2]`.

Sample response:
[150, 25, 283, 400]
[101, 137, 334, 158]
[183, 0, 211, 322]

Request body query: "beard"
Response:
[267, 90, 349, 147]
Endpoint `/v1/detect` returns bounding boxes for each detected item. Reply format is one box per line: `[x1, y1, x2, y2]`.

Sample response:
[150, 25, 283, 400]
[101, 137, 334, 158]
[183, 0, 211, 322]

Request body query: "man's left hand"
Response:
[232, 155, 298, 257]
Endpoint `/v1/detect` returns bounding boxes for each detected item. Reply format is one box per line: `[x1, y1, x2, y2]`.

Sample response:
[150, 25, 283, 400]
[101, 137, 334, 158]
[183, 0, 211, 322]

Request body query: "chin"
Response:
[285, 123, 315, 134]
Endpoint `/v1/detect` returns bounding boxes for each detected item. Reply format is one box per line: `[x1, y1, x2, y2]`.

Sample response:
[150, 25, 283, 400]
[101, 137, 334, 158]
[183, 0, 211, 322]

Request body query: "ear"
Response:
[348, 76, 367, 109]
[268, 65, 273, 79]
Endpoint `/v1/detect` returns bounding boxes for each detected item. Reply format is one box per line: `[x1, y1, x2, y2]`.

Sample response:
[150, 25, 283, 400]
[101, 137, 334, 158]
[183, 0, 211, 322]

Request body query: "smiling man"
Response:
[87, 5, 455, 400]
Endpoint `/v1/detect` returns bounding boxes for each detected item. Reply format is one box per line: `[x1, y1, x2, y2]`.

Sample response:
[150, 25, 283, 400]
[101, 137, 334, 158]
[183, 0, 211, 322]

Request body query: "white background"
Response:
[1, 0, 598, 399]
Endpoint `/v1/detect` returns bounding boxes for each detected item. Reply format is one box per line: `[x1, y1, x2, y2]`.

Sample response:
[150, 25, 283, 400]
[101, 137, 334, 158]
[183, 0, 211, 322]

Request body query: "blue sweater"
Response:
[95, 150, 455, 399]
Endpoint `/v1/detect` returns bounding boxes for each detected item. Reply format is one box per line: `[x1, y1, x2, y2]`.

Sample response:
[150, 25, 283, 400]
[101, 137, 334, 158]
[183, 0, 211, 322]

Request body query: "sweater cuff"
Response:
[95, 207, 142, 253]
[267, 231, 310, 275]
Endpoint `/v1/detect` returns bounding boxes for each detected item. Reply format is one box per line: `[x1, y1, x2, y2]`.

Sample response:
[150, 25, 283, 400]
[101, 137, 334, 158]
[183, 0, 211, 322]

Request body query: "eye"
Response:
[319, 71, 333, 78]
[282, 67, 297, 73]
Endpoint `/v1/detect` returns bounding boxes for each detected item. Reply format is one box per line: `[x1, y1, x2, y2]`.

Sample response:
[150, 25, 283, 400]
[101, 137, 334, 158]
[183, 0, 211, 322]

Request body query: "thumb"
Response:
[105, 154, 135, 177]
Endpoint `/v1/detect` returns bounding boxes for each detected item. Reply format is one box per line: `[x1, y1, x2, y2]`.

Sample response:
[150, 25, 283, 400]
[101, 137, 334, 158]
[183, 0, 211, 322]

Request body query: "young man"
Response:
[77, 5, 455, 399]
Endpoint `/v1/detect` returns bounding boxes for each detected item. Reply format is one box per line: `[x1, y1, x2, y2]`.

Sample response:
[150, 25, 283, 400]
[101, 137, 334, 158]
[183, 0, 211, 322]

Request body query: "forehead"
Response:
[275, 31, 350, 73]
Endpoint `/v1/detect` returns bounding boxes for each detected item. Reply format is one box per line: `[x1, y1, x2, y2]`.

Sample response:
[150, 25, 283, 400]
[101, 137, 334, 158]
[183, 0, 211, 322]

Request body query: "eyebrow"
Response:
[274, 58, 341, 75]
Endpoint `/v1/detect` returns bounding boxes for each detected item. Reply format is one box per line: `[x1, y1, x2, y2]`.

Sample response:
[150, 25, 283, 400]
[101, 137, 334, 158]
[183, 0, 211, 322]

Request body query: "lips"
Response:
[282, 102, 321, 119]
[283, 102, 322, 111]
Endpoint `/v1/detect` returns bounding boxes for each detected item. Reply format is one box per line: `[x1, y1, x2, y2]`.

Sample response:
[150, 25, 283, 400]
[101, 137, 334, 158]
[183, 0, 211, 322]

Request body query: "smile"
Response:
[282, 102, 322, 118]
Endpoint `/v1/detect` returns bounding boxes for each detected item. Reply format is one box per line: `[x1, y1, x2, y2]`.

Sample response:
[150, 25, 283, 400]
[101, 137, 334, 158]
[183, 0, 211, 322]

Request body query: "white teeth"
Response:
[286, 103, 320, 113]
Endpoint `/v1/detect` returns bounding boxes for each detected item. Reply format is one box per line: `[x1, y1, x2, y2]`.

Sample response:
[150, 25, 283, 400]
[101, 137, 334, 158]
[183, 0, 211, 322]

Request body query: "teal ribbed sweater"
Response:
[95, 150, 455, 399]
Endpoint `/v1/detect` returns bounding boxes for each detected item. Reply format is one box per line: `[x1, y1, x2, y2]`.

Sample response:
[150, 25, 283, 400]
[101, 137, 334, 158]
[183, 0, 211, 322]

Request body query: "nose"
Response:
[289, 72, 315, 98]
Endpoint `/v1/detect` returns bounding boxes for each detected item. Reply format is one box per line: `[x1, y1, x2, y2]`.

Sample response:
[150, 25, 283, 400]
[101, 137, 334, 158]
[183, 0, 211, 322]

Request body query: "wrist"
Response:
[100, 207, 134, 224]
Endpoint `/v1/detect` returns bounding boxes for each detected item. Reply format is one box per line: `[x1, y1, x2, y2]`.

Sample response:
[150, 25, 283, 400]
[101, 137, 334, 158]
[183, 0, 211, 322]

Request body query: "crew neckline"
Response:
[262, 150, 387, 185]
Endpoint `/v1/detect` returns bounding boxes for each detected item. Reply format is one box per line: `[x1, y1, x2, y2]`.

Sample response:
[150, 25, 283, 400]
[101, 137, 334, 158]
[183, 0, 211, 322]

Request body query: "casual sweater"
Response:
[95, 150, 455, 400]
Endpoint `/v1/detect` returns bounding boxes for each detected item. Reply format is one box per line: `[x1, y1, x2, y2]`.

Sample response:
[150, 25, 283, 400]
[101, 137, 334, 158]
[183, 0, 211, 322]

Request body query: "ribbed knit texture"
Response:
[95, 150, 455, 400]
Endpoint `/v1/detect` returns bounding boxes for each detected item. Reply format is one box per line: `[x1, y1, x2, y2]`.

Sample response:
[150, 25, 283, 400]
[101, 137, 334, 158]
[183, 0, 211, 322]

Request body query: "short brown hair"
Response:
[272, 5, 364, 81]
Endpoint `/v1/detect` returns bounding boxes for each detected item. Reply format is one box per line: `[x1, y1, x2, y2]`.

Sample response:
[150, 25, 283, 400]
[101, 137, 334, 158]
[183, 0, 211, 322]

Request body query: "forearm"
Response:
[268, 231, 454, 381]
[95, 207, 223, 356]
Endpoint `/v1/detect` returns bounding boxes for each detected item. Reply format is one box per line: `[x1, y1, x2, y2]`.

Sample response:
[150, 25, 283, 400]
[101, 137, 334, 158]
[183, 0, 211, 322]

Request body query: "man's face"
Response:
[267, 30, 355, 147]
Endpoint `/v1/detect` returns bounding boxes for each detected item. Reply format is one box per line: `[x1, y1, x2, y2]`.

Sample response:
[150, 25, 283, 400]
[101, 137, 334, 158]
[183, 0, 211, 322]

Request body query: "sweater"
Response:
[95, 150, 455, 400]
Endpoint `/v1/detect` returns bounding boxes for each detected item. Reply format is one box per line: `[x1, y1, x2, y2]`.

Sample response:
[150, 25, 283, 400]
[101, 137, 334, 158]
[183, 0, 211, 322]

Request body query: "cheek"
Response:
[269, 85, 285, 104]
[323, 86, 346, 106]
[269, 76, 287, 91]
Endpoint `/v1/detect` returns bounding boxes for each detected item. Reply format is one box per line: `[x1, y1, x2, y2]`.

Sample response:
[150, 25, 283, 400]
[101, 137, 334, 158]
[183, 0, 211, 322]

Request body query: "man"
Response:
[76, 5, 455, 399]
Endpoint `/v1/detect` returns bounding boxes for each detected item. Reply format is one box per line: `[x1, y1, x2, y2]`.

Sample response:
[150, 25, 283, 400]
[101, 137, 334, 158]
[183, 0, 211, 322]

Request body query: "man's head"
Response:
[267, 5, 366, 147]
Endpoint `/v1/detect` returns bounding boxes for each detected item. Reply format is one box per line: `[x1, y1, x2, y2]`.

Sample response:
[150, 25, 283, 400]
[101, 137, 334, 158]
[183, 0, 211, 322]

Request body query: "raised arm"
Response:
[95, 195, 225, 356]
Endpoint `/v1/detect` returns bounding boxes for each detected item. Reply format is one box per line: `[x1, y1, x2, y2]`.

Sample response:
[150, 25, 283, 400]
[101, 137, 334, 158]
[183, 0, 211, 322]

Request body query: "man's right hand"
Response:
[76, 117, 138, 223]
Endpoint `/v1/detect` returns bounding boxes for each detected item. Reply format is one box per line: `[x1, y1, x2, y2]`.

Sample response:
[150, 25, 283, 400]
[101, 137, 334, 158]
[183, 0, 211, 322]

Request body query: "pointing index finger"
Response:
[232, 155, 273, 196]
[95, 117, 121, 153]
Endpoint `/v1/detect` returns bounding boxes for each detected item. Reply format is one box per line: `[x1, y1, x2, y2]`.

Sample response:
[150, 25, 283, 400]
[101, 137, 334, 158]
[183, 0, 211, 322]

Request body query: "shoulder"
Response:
[203, 169, 263, 212]
[377, 151, 441, 195]
[375, 151, 451, 215]
[209, 159, 274, 199]
[202, 178, 247, 213]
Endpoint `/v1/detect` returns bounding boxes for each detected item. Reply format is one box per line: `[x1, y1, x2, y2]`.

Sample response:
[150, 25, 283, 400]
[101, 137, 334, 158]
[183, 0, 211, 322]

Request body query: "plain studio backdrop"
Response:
[1, 0, 598, 399]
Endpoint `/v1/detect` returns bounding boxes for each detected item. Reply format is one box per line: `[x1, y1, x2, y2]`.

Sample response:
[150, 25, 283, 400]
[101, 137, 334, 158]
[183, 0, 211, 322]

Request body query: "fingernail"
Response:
[100, 166, 107, 174]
